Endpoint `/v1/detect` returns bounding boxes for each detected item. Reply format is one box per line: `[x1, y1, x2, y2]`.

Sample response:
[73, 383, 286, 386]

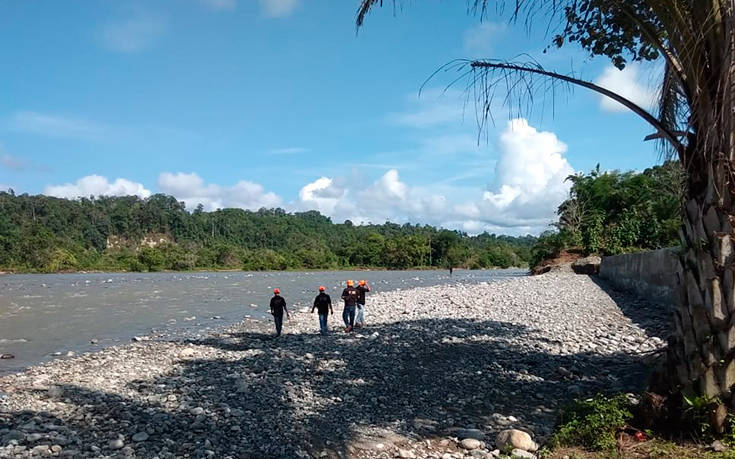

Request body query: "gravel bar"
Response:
[0, 273, 670, 458]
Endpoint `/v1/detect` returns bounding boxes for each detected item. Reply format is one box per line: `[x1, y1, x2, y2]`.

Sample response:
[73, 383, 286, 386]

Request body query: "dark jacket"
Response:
[356, 285, 370, 304]
[341, 287, 358, 307]
[312, 292, 332, 315]
[270, 295, 287, 316]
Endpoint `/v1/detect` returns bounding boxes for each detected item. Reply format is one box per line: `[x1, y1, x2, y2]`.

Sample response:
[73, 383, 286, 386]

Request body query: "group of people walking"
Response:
[269, 280, 370, 336]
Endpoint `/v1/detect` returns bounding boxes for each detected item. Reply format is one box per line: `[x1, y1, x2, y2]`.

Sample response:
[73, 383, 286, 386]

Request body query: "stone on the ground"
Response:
[46, 385, 63, 398]
[460, 438, 482, 450]
[711, 440, 727, 452]
[109, 439, 124, 450]
[496, 429, 537, 452]
[132, 432, 149, 442]
[30, 445, 50, 456]
[398, 448, 416, 458]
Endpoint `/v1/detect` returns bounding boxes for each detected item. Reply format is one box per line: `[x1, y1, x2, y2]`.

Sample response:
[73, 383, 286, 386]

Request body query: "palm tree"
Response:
[357, 0, 735, 422]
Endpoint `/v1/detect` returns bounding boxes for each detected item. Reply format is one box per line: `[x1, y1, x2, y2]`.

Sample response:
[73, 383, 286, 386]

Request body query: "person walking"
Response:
[311, 286, 333, 335]
[341, 280, 358, 332]
[355, 279, 370, 327]
[269, 288, 289, 337]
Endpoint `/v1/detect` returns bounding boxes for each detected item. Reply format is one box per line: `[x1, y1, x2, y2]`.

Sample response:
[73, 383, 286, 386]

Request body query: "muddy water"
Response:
[0, 269, 524, 375]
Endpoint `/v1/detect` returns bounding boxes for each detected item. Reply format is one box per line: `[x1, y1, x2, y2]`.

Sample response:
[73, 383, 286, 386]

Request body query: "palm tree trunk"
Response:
[668, 189, 734, 398]
[653, 158, 731, 430]
[658, 25, 735, 425]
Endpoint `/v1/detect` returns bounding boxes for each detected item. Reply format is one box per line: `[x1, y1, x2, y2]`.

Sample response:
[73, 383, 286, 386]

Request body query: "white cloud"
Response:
[44, 175, 151, 199]
[456, 118, 574, 225]
[463, 22, 505, 57]
[297, 169, 449, 226]
[200, 0, 237, 10]
[594, 64, 658, 113]
[101, 12, 166, 53]
[8, 112, 111, 140]
[298, 177, 347, 215]
[295, 119, 574, 234]
[158, 172, 282, 211]
[259, 0, 299, 17]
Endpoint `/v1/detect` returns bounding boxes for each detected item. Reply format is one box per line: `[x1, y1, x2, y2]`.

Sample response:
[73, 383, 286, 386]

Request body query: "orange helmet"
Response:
[319, 286, 325, 291]
[346, 280, 354, 287]
[273, 288, 280, 294]
[359, 280, 366, 286]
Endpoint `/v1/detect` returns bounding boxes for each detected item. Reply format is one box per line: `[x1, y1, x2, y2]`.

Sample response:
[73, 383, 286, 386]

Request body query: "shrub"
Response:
[138, 246, 165, 271]
[44, 248, 79, 272]
[550, 394, 633, 452]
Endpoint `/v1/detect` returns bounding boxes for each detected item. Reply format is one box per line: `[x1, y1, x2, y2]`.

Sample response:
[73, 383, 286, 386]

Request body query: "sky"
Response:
[0, 0, 666, 235]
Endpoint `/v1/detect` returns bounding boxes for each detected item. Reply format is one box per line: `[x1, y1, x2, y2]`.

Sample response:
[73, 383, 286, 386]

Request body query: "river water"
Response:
[0, 269, 524, 375]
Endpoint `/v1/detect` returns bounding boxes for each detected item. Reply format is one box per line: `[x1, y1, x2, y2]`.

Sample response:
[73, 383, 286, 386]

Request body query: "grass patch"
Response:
[549, 394, 633, 453]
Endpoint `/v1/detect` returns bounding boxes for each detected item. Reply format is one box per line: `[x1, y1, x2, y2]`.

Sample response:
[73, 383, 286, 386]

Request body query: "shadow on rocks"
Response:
[589, 276, 673, 340]
[2, 317, 658, 458]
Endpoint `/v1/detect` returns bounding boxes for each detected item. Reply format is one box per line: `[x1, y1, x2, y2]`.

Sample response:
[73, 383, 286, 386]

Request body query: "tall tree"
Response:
[357, 0, 735, 423]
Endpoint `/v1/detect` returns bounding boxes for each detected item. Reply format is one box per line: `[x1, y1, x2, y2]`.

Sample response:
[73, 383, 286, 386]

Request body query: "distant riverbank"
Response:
[0, 273, 669, 458]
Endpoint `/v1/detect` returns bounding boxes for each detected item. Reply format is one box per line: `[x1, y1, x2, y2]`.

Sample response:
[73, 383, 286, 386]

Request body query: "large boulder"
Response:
[495, 429, 538, 453]
[572, 256, 601, 275]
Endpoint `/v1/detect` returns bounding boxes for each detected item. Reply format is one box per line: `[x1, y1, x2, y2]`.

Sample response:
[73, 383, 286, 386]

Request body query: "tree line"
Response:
[0, 191, 536, 273]
[531, 161, 684, 267]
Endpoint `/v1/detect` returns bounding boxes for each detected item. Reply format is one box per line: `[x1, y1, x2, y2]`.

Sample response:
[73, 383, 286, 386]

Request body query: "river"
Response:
[0, 269, 525, 375]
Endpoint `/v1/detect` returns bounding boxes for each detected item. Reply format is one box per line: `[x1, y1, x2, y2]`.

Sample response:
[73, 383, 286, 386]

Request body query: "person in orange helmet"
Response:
[355, 279, 371, 327]
[269, 288, 289, 337]
[340, 280, 358, 332]
[311, 286, 333, 335]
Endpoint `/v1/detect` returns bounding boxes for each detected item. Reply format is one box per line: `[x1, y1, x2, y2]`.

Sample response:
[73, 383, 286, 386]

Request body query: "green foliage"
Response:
[550, 394, 633, 452]
[582, 212, 605, 254]
[682, 392, 719, 439]
[532, 161, 684, 265]
[138, 247, 165, 272]
[44, 248, 79, 272]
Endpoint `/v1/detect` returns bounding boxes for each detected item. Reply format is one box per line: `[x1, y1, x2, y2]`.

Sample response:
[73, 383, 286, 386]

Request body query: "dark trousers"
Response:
[273, 313, 283, 336]
[318, 313, 328, 334]
[342, 305, 355, 328]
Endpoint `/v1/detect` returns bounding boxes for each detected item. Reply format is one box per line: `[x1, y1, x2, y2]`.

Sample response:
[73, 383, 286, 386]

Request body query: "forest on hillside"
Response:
[531, 161, 684, 266]
[0, 191, 536, 273]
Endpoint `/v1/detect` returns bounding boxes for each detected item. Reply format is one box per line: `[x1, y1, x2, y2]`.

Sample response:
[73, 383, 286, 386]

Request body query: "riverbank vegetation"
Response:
[0, 191, 535, 273]
[530, 161, 684, 267]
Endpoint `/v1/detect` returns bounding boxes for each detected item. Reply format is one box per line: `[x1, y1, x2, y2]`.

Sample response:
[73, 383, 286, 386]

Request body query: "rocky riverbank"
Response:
[0, 273, 670, 458]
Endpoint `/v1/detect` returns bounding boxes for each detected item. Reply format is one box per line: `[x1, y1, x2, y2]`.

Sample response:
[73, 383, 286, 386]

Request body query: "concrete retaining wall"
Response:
[599, 248, 681, 305]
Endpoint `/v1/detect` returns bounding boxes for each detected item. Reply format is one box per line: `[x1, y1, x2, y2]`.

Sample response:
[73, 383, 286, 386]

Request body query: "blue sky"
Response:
[0, 0, 665, 235]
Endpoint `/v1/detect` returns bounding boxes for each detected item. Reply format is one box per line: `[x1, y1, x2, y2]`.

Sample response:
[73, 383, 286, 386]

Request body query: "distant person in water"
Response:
[269, 288, 289, 337]
[355, 279, 370, 327]
[311, 285, 333, 335]
[449, 267, 453, 276]
[341, 280, 358, 332]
